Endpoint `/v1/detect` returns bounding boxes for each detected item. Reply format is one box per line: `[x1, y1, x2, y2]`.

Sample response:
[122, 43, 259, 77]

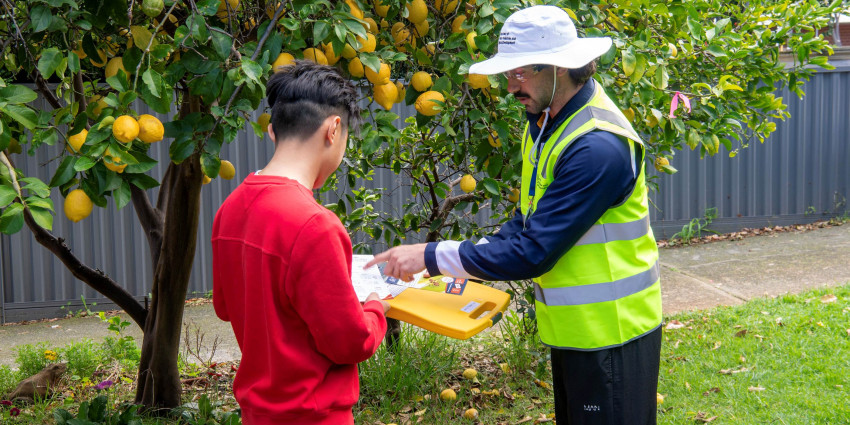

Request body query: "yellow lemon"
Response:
[413, 19, 429, 36]
[499, 362, 511, 373]
[656, 392, 664, 404]
[488, 132, 501, 148]
[220, 160, 236, 180]
[654, 157, 669, 172]
[323, 43, 341, 65]
[460, 174, 476, 193]
[373, 0, 389, 17]
[365, 62, 390, 85]
[216, 0, 239, 18]
[391, 22, 407, 42]
[103, 149, 129, 173]
[341, 44, 357, 59]
[410, 71, 432, 92]
[363, 17, 378, 34]
[462, 368, 478, 380]
[348, 57, 365, 78]
[463, 408, 478, 420]
[439, 388, 457, 401]
[394, 81, 406, 103]
[344, 0, 363, 20]
[112, 115, 139, 144]
[272, 52, 295, 71]
[356, 33, 376, 53]
[406, 0, 428, 24]
[73, 44, 87, 60]
[202, 174, 212, 184]
[265, 1, 285, 19]
[415, 90, 444, 116]
[373, 82, 398, 110]
[451, 15, 466, 34]
[622, 107, 635, 123]
[303, 48, 328, 65]
[67, 129, 88, 154]
[467, 73, 490, 89]
[507, 188, 519, 203]
[258, 112, 271, 131]
[668, 43, 678, 58]
[435, 0, 458, 16]
[466, 31, 477, 50]
[64, 189, 93, 223]
[90, 49, 107, 67]
[137, 114, 164, 143]
[89, 95, 108, 117]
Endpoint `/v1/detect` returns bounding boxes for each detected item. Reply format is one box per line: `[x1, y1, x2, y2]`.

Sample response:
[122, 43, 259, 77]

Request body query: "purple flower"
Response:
[9, 407, 20, 416]
[0, 400, 11, 406]
[95, 380, 114, 390]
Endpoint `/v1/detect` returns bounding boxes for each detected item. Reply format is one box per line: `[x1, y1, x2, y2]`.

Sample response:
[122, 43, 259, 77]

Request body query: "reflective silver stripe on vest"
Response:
[574, 215, 650, 246]
[534, 261, 659, 306]
[540, 106, 639, 179]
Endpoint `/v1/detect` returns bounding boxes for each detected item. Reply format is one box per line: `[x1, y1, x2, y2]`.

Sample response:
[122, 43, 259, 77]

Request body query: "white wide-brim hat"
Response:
[469, 5, 613, 75]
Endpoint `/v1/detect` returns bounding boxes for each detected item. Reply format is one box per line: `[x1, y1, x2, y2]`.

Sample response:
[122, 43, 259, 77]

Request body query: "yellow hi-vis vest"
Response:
[520, 84, 662, 350]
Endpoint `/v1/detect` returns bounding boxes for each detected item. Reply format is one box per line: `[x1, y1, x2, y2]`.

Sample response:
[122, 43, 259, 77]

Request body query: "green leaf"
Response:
[211, 31, 232, 61]
[190, 14, 209, 42]
[68, 51, 80, 73]
[142, 69, 161, 98]
[2, 105, 39, 129]
[361, 55, 381, 74]
[482, 177, 500, 196]
[74, 157, 97, 171]
[48, 156, 78, 188]
[0, 85, 38, 104]
[706, 44, 727, 57]
[0, 203, 24, 234]
[129, 174, 160, 190]
[19, 177, 50, 198]
[31, 5, 52, 32]
[28, 206, 53, 230]
[622, 49, 636, 77]
[196, 0, 219, 15]
[0, 186, 18, 208]
[313, 21, 330, 43]
[169, 137, 196, 163]
[201, 153, 220, 178]
[114, 181, 131, 210]
[241, 59, 263, 84]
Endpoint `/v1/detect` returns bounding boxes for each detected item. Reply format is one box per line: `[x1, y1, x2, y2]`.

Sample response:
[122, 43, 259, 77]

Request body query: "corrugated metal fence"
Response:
[1, 63, 848, 323]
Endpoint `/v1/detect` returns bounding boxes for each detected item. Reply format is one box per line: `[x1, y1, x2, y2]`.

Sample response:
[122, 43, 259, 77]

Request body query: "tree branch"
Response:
[0, 152, 146, 327]
[425, 193, 477, 242]
[131, 185, 164, 267]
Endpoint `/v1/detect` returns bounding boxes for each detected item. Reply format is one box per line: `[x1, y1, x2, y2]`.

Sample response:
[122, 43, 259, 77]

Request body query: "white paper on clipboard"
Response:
[350, 255, 427, 301]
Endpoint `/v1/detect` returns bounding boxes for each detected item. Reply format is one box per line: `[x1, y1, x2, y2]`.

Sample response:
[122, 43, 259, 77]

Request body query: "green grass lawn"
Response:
[3, 285, 849, 424]
[657, 285, 850, 424]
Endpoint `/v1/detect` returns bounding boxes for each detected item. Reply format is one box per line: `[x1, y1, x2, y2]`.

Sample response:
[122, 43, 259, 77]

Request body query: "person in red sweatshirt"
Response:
[212, 60, 390, 425]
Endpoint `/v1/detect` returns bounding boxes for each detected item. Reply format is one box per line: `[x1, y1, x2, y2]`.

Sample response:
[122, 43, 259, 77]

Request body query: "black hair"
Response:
[265, 60, 361, 142]
[568, 59, 597, 86]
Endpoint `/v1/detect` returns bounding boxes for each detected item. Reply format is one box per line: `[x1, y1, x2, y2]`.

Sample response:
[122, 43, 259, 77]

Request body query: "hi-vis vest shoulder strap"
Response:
[519, 83, 662, 350]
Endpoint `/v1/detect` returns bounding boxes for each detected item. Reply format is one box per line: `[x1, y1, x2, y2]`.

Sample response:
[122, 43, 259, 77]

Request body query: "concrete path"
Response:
[1, 223, 848, 368]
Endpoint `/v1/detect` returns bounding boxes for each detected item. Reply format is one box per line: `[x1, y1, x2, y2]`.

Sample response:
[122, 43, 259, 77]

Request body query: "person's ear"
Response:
[326, 116, 342, 145]
[267, 124, 276, 142]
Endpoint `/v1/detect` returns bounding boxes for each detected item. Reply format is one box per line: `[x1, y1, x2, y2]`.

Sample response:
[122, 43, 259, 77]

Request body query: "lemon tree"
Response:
[0, 0, 842, 410]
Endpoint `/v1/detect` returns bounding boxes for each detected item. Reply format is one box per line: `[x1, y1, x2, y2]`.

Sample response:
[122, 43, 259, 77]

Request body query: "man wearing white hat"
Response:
[369, 5, 662, 423]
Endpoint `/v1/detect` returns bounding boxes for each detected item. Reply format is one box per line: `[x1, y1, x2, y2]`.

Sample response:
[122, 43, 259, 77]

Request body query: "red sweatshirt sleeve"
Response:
[211, 214, 230, 322]
[286, 211, 387, 365]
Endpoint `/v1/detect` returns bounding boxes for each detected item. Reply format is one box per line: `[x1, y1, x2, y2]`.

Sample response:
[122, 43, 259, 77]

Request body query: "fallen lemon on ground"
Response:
[220, 160, 236, 180]
[462, 368, 478, 380]
[113, 115, 139, 144]
[64, 189, 93, 223]
[439, 388, 457, 401]
[463, 408, 478, 420]
[460, 174, 476, 193]
[137, 114, 164, 143]
[657, 392, 664, 404]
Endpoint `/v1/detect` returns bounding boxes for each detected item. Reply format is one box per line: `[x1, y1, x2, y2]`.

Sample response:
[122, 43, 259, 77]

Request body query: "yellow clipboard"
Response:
[385, 276, 511, 340]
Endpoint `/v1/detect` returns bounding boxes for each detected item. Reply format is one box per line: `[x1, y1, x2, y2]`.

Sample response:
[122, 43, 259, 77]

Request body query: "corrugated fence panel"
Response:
[2, 66, 849, 322]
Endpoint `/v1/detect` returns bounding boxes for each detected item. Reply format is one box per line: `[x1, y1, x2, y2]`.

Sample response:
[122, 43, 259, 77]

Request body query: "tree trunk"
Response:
[133, 156, 203, 411]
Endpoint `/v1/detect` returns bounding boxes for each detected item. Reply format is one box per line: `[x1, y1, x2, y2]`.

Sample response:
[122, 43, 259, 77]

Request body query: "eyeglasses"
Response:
[502, 65, 548, 82]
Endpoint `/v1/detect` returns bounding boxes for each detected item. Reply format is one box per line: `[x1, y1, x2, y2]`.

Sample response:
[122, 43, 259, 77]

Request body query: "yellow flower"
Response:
[44, 350, 58, 361]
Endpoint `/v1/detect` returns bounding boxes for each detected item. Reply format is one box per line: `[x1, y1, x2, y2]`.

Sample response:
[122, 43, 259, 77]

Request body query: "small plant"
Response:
[60, 339, 102, 380]
[53, 380, 143, 425]
[494, 311, 548, 378]
[1, 400, 22, 420]
[97, 312, 140, 371]
[173, 394, 241, 425]
[671, 207, 719, 244]
[0, 366, 19, 396]
[805, 205, 817, 216]
[15, 342, 56, 377]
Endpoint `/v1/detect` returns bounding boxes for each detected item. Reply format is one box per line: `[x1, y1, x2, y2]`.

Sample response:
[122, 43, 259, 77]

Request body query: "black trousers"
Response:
[550, 326, 662, 425]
